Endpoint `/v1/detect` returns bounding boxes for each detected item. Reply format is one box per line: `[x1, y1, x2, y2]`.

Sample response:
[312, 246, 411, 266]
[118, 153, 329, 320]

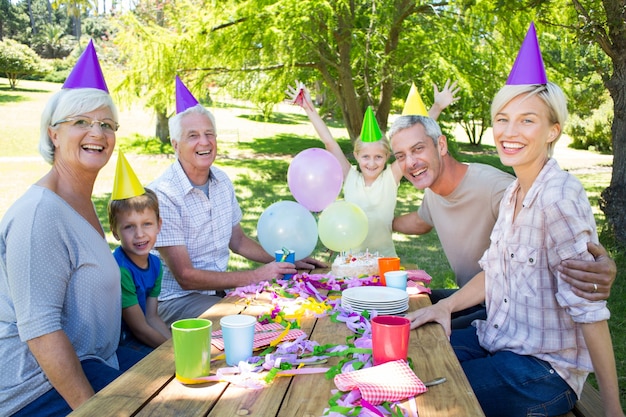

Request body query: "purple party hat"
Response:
[62, 39, 109, 92]
[506, 22, 548, 85]
[176, 76, 200, 114]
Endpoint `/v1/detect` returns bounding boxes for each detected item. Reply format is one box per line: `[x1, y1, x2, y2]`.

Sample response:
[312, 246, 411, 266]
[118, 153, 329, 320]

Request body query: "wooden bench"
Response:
[558, 381, 604, 417]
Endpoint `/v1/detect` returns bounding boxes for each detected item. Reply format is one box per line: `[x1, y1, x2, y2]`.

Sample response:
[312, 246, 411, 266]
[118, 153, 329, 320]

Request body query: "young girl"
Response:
[288, 80, 459, 257]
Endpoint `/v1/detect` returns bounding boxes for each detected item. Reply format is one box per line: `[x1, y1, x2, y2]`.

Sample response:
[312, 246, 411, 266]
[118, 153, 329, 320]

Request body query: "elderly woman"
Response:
[407, 82, 623, 417]
[0, 85, 145, 416]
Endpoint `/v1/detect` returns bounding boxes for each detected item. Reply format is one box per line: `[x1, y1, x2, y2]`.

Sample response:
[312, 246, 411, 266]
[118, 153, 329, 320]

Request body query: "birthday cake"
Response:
[331, 252, 379, 278]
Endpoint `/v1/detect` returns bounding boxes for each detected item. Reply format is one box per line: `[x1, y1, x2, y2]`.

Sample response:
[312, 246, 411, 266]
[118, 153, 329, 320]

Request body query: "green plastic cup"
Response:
[171, 318, 212, 384]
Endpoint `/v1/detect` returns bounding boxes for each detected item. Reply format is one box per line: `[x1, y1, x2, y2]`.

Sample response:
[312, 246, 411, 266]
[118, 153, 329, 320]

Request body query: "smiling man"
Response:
[389, 115, 616, 328]
[149, 78, 325, 325]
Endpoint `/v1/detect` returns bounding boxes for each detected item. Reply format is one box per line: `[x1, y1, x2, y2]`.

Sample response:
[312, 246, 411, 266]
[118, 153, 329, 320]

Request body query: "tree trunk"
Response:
[596, 0, 626, 245]
[27, 0, 36, 35]
[156, 109, 170, 144]
[46, 0, 52, 24]
[602, 63, 626, 245]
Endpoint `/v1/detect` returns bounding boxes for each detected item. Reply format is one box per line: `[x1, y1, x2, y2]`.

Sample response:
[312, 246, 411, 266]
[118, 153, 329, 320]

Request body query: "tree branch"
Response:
[571, 0, 615, 59]
[182, 62, 318, 74]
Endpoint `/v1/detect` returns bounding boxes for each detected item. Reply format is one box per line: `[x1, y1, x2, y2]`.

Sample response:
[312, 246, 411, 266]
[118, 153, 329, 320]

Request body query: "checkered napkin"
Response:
[407, 280, 431, 295]
[211, 322, 307, 350]
[406, 270, 432, 284]
[334, 360, 427, 405]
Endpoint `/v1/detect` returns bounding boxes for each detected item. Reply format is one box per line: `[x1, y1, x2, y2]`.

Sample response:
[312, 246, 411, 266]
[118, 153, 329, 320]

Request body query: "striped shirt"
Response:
[476, 158, 609, 397]
[150, 161, 242, 301]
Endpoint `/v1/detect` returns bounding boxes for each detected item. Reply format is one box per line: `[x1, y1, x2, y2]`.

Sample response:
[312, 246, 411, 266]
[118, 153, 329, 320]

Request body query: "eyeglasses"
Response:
[52, 117, 119, 133]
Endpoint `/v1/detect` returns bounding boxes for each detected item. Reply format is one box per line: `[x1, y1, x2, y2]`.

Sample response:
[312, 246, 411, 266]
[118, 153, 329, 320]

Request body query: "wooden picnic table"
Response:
[69, 269, 485, 417]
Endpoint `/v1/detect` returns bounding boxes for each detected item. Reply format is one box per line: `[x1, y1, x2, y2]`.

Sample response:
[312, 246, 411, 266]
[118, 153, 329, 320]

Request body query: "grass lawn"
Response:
[1, 78, 624, 410]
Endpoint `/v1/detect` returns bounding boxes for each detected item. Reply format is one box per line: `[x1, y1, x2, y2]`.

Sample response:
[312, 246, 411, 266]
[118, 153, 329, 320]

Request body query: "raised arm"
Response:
[427, 79, 460, 121]
[287, 82, 351, 177]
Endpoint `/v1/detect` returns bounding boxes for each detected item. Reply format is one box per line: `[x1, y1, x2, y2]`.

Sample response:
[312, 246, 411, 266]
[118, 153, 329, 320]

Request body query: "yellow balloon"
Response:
[318, 201, 368, 252]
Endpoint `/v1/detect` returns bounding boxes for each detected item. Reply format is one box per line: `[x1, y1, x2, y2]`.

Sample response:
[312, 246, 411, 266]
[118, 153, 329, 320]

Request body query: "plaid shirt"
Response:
[150, 161, 242, 300]
[476, 158, 609, 396]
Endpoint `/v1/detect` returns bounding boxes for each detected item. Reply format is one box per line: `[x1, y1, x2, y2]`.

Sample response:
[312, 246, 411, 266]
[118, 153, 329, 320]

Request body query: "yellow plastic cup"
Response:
[171, 318, 212, 384]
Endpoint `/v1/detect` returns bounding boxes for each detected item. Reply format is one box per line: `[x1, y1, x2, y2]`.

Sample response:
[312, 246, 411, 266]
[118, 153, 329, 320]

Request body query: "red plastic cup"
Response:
[371, 315, 411, 365]
[378, 257, 400, 286]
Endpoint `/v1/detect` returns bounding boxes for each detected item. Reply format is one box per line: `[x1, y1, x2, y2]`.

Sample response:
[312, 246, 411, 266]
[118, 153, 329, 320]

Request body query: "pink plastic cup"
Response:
[371, 315, 411, 365]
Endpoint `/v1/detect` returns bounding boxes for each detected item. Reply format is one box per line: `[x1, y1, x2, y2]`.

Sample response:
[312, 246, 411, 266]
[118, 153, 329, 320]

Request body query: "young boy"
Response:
[108, 182, 171, 353]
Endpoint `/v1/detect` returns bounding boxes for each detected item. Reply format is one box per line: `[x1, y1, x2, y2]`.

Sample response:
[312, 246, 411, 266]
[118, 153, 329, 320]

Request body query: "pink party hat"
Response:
[176, 76, 200, 114]
[360, 106, 383, 142]
[402, 83, 428, 116]
[62, 39, 109, 92]
[506, 22, 548, 85]
[111, 151, 145, 200]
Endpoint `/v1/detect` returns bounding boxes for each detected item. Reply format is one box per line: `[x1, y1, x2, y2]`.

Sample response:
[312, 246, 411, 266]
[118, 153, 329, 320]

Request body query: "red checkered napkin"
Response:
[211, 322, 306, 350]
[406, 270, 432, 284]
[407, 280, 431, 295]
[334, 360, 427, 405]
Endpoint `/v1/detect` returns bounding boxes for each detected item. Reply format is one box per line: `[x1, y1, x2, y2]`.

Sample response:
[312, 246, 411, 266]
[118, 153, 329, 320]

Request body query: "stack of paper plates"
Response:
[341, 286, 409, 315]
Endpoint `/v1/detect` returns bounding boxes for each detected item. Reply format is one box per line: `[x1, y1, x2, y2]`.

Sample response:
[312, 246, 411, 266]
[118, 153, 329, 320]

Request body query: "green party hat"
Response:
[360, 106, 383, 142]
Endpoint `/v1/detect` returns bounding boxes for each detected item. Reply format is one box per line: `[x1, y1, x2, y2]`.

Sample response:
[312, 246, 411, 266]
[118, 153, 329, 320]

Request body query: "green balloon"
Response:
[318, 200, 368, 252]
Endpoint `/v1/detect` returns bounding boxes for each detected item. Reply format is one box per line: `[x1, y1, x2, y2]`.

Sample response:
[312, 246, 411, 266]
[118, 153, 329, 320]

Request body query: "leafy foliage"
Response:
[0, 39, 45, 88]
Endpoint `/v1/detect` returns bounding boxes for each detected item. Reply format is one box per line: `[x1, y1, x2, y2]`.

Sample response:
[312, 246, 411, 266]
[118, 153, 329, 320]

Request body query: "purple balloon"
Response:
[287, 148, 343, 212]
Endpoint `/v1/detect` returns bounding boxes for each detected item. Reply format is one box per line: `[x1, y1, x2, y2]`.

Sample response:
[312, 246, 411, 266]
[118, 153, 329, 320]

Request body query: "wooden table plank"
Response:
[70, 297, 246, 417]
[70, 276, 485, 417]
[276, 313, 353, 417]
[208, 292, 324, 417]
[69, 340, 176, 416]
[408, 295, 484, 417]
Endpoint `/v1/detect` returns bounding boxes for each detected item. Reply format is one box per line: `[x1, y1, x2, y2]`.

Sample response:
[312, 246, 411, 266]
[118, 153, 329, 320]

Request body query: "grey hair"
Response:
[40, 88, 118, 165]
[168, 104, 217, 144]
[387, 115, 443, 146]
[491, 83, 568, 157]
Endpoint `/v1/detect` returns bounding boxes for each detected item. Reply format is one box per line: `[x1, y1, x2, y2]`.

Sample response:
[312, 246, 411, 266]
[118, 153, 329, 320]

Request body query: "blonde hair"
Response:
[353, 136, 392, 159]
[491, 83, 568, 157]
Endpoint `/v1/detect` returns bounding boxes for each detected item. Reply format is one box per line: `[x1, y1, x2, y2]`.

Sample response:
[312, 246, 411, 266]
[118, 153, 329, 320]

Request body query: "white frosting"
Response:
[331, 252, 379, 278]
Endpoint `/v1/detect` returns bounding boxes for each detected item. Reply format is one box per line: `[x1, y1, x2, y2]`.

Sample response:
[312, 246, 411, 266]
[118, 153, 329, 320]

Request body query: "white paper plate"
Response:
[342, 286, 409, 304]
[341, 299, 408, 315]
[343, 299, 408, 308]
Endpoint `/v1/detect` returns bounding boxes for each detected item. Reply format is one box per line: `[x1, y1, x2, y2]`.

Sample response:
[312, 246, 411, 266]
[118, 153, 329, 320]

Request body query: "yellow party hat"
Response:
[111, 151, 145, 200]
[402, 83, 428, 116]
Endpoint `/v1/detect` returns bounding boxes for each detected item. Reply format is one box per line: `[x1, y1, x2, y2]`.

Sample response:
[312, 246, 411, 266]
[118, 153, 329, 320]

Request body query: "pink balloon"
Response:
[287, 148, 343, 212]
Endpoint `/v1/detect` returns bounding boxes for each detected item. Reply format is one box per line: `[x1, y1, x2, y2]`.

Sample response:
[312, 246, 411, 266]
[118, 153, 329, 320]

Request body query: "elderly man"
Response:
[389, 115, 616, 329]
[151, 83, 325, 325]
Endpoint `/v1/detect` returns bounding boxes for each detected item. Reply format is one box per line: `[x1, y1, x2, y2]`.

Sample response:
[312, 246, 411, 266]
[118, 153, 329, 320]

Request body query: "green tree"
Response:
[114, 0, 192, 142]
[52, 0, 97, 41]
[570, 0, 626, 244]
[0, 39, 44, 88]
[195, 0, 449, 140]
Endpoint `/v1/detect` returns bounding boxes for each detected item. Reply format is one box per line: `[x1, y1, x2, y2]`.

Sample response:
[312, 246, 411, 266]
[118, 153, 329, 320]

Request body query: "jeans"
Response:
[429, 288, 487, 329]
[12, 346, 146, 417]
[452, 327, 577, 417]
